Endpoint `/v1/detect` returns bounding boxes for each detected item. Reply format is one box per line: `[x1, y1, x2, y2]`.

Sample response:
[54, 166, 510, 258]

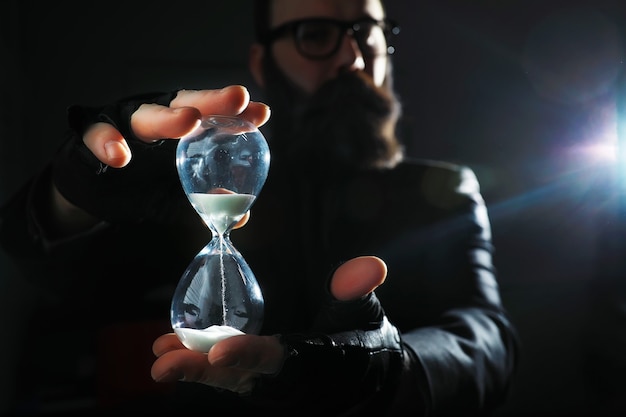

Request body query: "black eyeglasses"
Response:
[261, 17, 400, 60]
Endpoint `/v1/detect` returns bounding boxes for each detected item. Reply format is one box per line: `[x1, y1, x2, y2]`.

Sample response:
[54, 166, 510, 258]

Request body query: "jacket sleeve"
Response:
[0, 167, 110, 293]
[382, 164, 520, 416]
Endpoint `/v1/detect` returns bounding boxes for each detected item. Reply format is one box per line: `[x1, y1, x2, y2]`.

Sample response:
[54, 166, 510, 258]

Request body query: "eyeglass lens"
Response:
[295, 20, 387, 58]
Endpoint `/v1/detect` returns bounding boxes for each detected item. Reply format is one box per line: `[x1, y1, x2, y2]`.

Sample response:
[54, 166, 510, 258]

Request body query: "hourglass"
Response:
[170, 115, 270, 353]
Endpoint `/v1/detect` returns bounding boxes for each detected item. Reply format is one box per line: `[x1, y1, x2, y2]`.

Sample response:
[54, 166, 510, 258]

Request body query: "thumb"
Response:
[311, 256, 388, 333]
[330, 256, 387, 301]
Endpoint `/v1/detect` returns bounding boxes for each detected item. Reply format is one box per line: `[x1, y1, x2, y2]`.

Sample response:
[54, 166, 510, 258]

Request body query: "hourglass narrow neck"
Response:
[212, 229, 232, 241]
[206, 231, 238, 257]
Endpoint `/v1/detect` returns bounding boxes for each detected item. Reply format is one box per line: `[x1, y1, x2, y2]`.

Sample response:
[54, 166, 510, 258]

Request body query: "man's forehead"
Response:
[271, 0, 385, 26]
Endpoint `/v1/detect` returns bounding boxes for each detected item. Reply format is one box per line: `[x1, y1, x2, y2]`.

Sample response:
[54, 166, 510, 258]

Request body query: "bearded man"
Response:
[0, 0, 518, 415]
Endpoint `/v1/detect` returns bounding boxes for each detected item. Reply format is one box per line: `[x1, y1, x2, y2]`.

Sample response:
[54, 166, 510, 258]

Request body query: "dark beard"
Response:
[260, 55, 403, 176]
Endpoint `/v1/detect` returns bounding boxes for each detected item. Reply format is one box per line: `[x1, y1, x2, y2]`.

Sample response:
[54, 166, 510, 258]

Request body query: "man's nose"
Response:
[335, 30, 366, 73]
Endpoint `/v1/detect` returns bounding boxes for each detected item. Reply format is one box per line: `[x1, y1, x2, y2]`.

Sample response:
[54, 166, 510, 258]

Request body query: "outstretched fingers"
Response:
[131, 104, 202, 142]
[171, 86, 271, 128]
[152, 333, 184, 357]
[208, 335, 285, 375]
[151, 333, 280, 394]
[81, 85, 270, 168]
[128, 86, 270, 148]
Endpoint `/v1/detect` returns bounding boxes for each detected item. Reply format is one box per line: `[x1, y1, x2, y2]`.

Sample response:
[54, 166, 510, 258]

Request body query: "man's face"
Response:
[252, 0, 402, 173]
[269, 0, 388, 94]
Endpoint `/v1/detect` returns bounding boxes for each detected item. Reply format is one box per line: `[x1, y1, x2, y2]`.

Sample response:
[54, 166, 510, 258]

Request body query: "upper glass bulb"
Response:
[175, 115, 271, 235]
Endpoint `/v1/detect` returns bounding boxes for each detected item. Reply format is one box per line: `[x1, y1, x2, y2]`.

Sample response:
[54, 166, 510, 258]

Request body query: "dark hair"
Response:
[253, 0, 272, 43]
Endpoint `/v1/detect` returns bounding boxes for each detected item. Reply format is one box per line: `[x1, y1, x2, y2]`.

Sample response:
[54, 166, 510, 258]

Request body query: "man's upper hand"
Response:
[83, 86, 271, 168]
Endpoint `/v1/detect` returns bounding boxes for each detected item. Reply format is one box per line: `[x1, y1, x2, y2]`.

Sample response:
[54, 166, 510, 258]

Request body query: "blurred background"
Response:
[2, 0, 626, 415]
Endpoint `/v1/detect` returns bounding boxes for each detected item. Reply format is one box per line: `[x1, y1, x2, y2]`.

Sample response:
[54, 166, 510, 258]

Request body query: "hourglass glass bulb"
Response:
[170, 115, 270, 352]
[176, 115, 270, 234]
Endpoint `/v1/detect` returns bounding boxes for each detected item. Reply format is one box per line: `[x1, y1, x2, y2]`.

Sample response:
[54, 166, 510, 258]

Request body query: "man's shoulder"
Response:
[386, 158, 482, 208]
[389, 157, 476, 186]
[395, 157, 469, 175]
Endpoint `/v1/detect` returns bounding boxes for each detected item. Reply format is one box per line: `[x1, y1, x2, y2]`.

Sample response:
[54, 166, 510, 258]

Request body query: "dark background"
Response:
[2, 1, 626, 415]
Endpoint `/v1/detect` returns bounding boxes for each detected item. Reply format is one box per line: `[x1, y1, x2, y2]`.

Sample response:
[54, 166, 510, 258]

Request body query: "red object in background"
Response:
[97, 319, 176, 408]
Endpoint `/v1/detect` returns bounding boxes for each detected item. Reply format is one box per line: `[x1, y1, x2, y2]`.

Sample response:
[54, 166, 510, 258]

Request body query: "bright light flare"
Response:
[575, 141, 618, 163]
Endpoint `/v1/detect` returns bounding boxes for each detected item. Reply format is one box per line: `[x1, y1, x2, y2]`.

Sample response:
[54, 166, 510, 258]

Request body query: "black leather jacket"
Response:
[0, 156, 518, 416]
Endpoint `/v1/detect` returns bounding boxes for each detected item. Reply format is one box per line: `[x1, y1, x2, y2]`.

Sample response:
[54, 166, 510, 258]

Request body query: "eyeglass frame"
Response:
[259, 17, 400, 60]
